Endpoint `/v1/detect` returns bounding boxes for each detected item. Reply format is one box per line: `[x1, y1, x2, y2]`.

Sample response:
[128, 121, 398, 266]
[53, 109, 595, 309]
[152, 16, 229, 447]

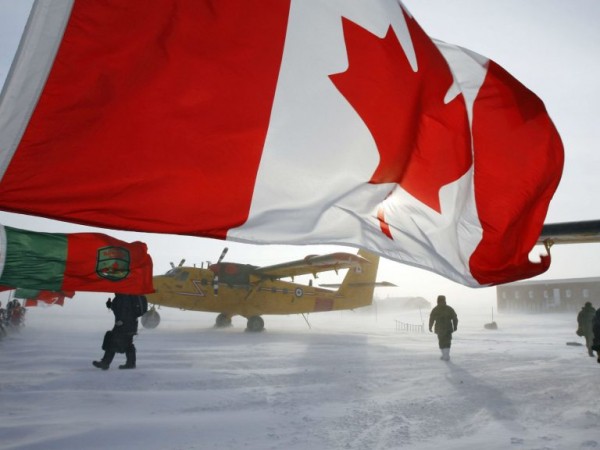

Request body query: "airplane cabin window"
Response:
[175, 271, 189, 282]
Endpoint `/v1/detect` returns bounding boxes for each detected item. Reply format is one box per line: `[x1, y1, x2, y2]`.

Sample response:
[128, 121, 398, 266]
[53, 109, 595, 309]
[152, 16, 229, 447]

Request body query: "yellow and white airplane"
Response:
[143, 248, 382, 331]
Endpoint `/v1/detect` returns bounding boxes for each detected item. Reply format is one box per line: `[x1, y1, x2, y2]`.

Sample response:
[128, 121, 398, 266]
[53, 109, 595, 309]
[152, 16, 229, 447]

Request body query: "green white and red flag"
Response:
[0, 0, 563, 286]
[15, 288, 75, 307]
[0, 225, 154, 293]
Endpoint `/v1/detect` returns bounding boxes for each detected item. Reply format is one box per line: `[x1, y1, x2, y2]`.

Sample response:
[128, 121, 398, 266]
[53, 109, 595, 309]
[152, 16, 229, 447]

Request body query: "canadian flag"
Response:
[0, 0, 563, 286]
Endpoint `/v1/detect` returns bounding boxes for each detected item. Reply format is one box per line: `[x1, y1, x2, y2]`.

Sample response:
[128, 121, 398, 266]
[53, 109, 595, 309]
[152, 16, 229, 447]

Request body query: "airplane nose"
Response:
[148, 277, 165, 298]
[150, 276, 170, 295]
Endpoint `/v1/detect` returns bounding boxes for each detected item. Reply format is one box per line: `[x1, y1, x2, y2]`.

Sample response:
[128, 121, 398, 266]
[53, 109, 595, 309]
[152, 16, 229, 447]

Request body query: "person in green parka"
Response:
[592, 309, 600, 364]
[577, 302, 596, 357]
[429, 295, 458, 361]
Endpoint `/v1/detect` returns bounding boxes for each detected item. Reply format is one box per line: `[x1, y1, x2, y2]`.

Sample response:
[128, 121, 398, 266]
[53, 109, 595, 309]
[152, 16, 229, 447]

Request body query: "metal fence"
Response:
[394, 320, 425, 333]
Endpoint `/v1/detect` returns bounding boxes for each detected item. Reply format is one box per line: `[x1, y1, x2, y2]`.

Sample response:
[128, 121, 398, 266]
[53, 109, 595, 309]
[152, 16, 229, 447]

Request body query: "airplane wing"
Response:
[538, 220, 600, 244]
[253, 252, 370, 279]
[319, 281, 397, 288]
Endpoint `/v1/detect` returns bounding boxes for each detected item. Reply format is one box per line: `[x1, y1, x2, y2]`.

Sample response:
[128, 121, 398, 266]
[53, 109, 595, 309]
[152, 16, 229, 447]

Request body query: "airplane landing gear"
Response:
[141, 307, 160, 329]
[246, 315, 264, 332]
[215, 313, 232, 328]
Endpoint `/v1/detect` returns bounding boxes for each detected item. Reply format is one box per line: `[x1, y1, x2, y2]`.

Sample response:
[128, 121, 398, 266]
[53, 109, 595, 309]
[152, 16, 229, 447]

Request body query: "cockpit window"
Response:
[164, 268, 189, 281]
[164, 268, 178, 277]
[175, 271, 189, 282]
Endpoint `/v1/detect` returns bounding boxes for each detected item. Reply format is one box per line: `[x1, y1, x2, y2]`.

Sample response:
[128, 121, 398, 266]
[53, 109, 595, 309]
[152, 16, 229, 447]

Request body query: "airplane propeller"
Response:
[210, 248, 228, 297]
[169, 259, 186, 269]
[217, 247, 229, 264]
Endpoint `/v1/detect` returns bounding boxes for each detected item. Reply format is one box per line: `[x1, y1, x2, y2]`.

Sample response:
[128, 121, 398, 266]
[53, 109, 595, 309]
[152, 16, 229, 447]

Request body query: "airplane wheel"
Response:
[141, 308, 160, 329]
[246, 315, 264, 332]
[215, 313, 232, 328]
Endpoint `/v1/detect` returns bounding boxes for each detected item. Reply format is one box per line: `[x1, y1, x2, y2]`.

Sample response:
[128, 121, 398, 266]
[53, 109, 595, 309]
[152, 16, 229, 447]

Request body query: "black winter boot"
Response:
[93, 351, 115, 370]
[93, 360, 109, 370]
[119, 346, 136, 369]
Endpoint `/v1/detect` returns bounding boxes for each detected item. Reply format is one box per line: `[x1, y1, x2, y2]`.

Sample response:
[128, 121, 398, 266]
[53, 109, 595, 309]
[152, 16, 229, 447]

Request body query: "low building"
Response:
[496, 277, 600, 313]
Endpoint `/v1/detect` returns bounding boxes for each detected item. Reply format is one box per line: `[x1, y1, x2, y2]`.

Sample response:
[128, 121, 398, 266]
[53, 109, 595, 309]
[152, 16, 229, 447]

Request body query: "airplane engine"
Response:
[141, 308, 160, 329]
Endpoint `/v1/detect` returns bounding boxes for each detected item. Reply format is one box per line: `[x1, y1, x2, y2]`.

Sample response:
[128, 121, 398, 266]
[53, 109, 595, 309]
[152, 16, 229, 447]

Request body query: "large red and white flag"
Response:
[0, 0, 563, 286]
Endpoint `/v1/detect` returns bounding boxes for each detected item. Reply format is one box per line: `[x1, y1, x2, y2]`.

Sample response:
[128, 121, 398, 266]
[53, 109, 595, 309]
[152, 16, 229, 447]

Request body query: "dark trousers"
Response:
[437, 331, 453, 349]
[100, 330, 136, 367]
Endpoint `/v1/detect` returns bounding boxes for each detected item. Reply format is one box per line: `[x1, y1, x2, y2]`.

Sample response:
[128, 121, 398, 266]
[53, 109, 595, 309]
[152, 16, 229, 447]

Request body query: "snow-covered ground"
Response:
[1, 300, 598, 450]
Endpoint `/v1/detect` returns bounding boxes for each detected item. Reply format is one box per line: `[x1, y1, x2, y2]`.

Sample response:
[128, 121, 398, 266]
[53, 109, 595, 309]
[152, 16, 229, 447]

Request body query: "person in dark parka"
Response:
[429, 295, 458, 361]
[592, 308, 600, 364]
[577, 302, 596, 357]
[93, 293, 141, 370]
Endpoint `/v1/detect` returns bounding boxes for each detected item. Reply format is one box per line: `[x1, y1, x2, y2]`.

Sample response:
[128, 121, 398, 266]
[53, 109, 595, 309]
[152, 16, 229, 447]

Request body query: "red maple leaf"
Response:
[329, 11, 472, 214]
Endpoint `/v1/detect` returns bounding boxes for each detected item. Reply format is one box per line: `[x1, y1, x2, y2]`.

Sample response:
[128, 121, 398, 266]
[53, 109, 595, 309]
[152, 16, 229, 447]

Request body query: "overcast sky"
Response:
[1, 0, 599, 308]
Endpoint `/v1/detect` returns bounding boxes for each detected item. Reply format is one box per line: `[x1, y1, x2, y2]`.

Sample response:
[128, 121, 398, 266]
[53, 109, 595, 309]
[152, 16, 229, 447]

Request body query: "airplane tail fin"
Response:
[335, 249, 380, 309]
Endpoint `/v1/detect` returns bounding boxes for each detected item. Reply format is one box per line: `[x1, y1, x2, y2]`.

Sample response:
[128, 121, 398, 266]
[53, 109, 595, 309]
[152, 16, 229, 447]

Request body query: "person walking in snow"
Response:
[93, 293, 147, 370]
[429, 295, 458, 361]
[577, 301, 596, 357]
[592, 308, 600, 364]
[0, 301, 6, 337]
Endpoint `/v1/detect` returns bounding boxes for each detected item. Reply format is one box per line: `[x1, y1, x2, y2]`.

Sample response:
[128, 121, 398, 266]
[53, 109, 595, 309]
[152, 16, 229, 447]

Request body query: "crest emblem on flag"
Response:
[96, 246, 131, 281]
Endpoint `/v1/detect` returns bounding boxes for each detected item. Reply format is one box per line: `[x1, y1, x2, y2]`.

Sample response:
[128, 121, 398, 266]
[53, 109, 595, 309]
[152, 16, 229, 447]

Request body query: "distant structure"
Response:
[496, 277, 600, 313]
[359, 296, 432, 315]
